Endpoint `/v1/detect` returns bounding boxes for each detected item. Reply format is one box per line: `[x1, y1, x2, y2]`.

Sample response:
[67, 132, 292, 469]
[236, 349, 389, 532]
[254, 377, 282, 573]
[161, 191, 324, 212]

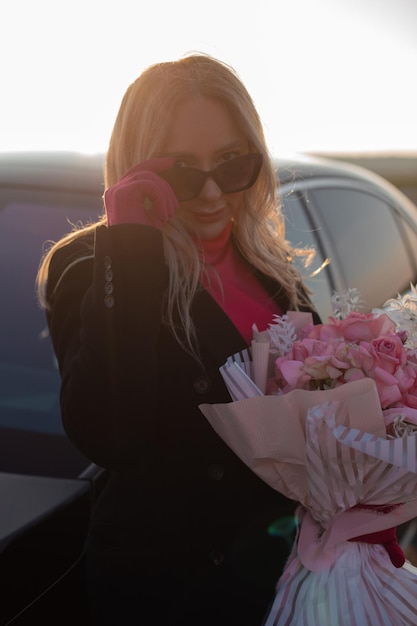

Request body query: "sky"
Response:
[2, 0, 417, 156]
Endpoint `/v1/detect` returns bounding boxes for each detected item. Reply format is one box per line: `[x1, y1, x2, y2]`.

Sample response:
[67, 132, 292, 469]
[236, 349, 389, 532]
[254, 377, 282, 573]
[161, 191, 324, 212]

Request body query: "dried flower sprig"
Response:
[267, 314, 297, 357]
[331, 287, 364, 320]
[375, 283, 417, 351]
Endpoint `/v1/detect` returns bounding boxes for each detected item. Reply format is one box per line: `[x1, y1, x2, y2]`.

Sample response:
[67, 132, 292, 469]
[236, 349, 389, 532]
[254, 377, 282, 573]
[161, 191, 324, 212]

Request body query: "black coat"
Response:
[46, 223, 320, 625]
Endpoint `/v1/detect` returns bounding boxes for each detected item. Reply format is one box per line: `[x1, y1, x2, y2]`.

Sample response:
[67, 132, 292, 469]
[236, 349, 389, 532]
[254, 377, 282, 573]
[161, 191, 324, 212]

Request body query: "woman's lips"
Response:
[192, 207, 225, 223]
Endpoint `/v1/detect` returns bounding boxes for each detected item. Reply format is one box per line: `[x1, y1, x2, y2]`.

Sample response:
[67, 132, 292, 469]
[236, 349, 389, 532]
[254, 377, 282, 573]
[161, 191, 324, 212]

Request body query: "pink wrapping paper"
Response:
[200, 379, 417, 565]
[199, 378, 417, 624]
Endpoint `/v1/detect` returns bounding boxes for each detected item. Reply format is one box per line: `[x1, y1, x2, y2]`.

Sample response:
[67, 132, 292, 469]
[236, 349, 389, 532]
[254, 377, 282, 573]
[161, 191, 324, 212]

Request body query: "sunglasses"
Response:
[160, 152, 263, 201]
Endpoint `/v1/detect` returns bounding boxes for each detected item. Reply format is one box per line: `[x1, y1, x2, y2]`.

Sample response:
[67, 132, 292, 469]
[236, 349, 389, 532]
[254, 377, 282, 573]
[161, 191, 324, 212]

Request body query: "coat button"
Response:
[104, 268, 113, 282]
[104, 295, 114, 308]
[209, 548, 224, 566]
[104, 281, 114, 295]
[193, 376, 211, 394]
[104, 256, 112, 269]
[208, 464, 224, 481]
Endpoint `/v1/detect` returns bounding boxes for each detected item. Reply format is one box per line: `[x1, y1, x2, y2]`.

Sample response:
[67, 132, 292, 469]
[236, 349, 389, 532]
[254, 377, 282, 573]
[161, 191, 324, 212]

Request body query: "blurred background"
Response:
[1, 4, 417, 616]
[1, 0, 416, 151]
[1, 0, 416, 196]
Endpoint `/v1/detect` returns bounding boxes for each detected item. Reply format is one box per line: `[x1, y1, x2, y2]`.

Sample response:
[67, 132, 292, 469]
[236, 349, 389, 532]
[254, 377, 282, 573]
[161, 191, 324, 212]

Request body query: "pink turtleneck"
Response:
[197, 224, 282, 344]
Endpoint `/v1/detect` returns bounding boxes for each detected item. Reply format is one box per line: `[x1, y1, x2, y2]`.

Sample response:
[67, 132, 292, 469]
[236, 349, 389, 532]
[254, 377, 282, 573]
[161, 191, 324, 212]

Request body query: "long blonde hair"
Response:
[37, 53, 313, 356]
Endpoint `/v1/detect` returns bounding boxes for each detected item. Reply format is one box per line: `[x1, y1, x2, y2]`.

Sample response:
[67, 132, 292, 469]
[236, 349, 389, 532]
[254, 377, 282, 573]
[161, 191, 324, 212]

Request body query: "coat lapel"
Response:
[191, 287, 248, 366]
[190, 268, 319, 368]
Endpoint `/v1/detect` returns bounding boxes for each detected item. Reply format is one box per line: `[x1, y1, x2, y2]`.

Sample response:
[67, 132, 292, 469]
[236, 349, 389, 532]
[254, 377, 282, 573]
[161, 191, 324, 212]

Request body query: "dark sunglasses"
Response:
[160, 152, 263, 201]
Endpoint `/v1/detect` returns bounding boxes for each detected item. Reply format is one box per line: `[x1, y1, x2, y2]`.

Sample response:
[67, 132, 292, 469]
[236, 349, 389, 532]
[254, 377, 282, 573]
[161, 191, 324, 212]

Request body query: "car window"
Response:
[281, 190, 334, 319]
[0, 200, 100, 436]
[396, 209, 417, 276]
[309, 188, 416, 308]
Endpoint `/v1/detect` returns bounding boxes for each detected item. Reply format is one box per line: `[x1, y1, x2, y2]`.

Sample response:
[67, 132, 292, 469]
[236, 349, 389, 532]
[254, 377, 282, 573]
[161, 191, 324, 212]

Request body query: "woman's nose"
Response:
[198, 175, 223, 200]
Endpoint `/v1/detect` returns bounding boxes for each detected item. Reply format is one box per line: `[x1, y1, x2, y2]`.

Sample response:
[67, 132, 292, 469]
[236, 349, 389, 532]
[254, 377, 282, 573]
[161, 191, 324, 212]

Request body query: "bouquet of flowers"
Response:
[199, 288, 417, 625]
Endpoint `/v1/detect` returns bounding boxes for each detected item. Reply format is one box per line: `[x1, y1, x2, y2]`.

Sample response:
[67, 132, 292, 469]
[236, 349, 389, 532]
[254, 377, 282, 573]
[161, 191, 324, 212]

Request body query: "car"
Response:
[276, 153, 417, 320]
[1, 150, 417, 623]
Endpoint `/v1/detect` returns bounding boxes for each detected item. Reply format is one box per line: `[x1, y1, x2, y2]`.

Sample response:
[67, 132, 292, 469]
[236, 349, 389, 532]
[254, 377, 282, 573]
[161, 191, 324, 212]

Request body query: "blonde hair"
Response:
[37, 53, 313, 357]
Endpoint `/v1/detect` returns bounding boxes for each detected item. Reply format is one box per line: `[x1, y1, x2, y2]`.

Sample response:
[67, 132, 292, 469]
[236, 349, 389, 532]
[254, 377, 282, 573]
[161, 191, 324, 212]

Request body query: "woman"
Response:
[37, 53, 319, 625]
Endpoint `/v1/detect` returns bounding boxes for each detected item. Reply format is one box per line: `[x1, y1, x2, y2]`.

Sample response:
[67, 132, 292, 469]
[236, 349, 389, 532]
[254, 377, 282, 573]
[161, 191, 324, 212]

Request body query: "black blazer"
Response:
[46, 223, 320, 624]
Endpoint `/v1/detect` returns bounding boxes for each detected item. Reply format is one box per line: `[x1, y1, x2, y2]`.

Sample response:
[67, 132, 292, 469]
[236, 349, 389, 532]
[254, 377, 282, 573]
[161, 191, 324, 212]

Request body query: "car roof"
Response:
[1, 149, 414, 218]
[0, 148, 399, 187]
[274, 153, 414, 203]
[0, 151, 104, 193]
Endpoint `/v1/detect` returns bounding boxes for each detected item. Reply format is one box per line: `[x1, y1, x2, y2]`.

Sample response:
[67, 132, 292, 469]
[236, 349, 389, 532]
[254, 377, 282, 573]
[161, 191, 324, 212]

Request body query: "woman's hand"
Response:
[104, 157, 179, 228]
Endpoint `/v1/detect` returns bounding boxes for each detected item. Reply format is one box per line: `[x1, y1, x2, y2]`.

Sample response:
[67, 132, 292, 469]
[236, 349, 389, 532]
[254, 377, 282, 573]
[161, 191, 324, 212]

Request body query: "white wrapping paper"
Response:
[264, 542, 417, 626]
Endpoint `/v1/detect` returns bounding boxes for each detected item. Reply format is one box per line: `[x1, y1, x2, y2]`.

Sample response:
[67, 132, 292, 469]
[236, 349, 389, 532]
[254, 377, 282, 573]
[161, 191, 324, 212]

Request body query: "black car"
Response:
[1, 151, 417, 624]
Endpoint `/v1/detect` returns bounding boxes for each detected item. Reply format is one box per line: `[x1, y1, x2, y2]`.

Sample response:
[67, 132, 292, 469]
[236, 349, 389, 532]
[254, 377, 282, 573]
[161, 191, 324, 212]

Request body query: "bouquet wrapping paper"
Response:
[200, 378, 417, 624]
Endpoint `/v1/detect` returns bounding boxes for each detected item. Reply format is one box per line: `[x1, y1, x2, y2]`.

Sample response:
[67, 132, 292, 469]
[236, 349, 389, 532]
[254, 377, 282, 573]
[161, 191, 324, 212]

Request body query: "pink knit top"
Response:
[197, 224, 282, 344]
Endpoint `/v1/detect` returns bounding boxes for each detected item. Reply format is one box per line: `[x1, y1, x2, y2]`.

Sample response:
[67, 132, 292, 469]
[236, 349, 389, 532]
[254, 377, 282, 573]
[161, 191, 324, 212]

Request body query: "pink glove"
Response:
[104, 157, 179, 228]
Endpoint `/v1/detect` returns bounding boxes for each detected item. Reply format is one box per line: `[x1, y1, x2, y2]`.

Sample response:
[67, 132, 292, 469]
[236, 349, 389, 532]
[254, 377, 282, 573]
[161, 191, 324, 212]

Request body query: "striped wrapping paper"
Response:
[199, 376, 417, 625]
[263, 542, 417, 626]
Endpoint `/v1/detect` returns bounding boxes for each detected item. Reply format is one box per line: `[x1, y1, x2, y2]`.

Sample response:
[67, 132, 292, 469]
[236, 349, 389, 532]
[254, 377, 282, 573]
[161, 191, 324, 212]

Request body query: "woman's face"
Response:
[160, 96, 249, 240]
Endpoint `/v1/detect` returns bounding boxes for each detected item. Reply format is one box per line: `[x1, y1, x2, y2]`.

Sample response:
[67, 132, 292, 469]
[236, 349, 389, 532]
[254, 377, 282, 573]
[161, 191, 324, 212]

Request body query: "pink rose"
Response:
[301, 312, 396, 343]
[407, 351, 417, 367]
[371, 334, 406, 375]
[290, 340, 316, 363]
[337, 312, 397, 342]
[275, 338, 340, 389]
[394, 364, 417, 395]
[276, 359, 311, 389]
[278, 338, 333, 365]
[401, 368, 417, 406]
[334, 341, 375, 373]
[403, 393, 417, 409]
[343, 368, 367, 383]
[299, 321, 343, 342]
[372, 366, 403, 408]
[303, 355, 343, 382]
